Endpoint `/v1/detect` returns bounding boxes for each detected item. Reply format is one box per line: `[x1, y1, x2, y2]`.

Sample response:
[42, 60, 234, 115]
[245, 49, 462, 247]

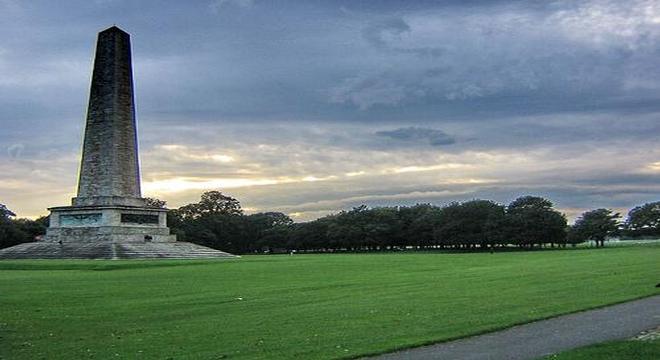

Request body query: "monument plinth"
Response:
[0, 26, 234, 259]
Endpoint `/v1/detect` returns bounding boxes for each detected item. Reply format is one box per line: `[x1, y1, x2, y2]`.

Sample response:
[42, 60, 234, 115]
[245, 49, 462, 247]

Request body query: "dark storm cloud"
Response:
[3, 0, 660, 124]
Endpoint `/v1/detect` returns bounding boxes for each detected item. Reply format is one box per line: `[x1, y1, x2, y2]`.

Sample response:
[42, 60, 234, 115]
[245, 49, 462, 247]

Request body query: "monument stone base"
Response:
[0, 199, 238, 260]
[0, 241, 237, 259]
[45, 203, 176, 244]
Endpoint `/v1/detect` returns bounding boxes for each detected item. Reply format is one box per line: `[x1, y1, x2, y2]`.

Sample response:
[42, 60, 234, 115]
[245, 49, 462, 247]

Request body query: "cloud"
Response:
[376, 127, 456, 146]
[0, 0, 21, 13]
[2, 0, 660, 222]
[550, 0, 660, 48]
[4, 118, 660, 221]
[326, 1, 660, 113]
[209, 0, 253, 13]
[6, 143, 24, 159]
[362, 17, 444, 57]
[328, 73, 425, 110]
[280, 189, 475, 213]
[362, 18, 410, 49]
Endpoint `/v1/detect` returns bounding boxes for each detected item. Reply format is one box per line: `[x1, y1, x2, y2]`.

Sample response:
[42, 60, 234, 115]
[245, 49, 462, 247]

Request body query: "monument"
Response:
[0, 26, 235, 259]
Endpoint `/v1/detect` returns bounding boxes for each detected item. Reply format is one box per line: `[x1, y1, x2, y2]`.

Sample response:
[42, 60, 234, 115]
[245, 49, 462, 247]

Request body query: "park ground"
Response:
[0, 244, 658, 359]
[544, 336, 660, 360]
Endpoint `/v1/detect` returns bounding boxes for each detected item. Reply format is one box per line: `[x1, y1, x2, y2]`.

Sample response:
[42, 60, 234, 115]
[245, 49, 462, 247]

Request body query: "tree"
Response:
[326, 206, 371, 251]
[167, 191, 245, 253]
[566, 225, 585, 247]
[171, 191, 243, 221]
[570, 209, 620, 247]
[288, 219, 330, 252]
[0, 203, 16, 218]
[13, 218, 47, 241]
[244, 212, 293, 252]
[0, 204, 30, 249]
[364, 207, 403, 250]
[161, 190, 658, 254]
[505, 196, 567, 248]
[400, 204, 442, 249]
[198, 191, 242, 216]
[248, 212, 293, 228]
[434, 200, 505, 249]
[144, 197, 167, 208]
[625, 201, 660, 238]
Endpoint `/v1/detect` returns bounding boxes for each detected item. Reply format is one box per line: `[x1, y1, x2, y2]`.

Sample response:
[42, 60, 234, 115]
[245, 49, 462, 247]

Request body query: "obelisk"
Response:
[43, 26, 174, 243]
[0, 26, 236, 258]
[75, 26, 143, 207]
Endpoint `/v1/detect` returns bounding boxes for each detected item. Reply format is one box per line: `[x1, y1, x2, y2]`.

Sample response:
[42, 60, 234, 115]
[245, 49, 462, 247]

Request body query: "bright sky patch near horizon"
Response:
[1, 0, 659, 222]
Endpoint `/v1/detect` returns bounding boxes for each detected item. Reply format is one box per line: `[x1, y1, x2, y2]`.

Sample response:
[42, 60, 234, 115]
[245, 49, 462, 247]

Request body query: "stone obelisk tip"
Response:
[73, 24, 142, 207]
[100, 25, 128, 34]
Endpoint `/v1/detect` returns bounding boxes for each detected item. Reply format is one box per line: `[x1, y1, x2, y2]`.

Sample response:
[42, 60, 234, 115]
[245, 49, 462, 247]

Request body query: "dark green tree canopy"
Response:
[0, 203, 16, 219]
[435, 200, 505, 247]
[143, 193, 658, 254]
[244, 212, 295, 251]
[247, 212, 294, 228]
[505, 196, 567, 247]
[625, 201, 660, 232]
[0, 203, 45, 249]
[571, 208, 620, 247]
[197, 191, 243, 216]
[507, 196, 554, 213]
[174, 191, 243, 220]
[144, 197, 167, 209]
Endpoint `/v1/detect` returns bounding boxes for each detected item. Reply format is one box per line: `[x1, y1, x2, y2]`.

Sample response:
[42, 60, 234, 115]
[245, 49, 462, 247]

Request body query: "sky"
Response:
[1, 0, 659, 222]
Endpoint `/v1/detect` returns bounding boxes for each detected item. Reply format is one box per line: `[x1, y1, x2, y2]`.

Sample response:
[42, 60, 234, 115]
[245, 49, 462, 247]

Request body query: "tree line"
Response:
[0, 204, 48, 249]
[165, 192, 656, 254]
[1, 193, 659, 253]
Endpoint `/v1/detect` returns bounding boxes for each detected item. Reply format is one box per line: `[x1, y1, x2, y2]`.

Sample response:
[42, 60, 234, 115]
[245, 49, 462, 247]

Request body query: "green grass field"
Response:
[1, 245, 659, 359]
[543, 338, 660, 360]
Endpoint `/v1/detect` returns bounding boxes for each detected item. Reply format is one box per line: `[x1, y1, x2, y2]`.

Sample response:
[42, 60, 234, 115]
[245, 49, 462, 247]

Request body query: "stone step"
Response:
[0, 241, 238, 260]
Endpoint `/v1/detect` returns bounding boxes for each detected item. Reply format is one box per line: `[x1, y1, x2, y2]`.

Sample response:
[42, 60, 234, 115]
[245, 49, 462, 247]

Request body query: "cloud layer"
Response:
[1, 0, 659, 222]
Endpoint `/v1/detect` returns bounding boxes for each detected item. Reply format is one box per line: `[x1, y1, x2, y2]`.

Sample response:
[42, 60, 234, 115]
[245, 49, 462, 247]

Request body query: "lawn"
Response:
[542, 338, 660, 360]
[1, 245, 658, 359]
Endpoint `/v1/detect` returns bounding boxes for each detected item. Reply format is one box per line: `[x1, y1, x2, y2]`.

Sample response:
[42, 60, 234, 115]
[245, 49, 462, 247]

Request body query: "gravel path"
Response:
[366, 295, 660, 360]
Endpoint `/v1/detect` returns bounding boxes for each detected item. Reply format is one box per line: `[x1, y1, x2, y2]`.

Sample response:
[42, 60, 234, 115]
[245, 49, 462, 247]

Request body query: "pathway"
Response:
[367, 294, 660, 360]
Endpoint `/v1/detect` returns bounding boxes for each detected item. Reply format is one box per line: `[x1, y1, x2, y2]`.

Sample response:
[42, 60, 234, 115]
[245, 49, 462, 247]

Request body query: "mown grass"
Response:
[543, 338, 660, 360]
[1, 245, 658, 359]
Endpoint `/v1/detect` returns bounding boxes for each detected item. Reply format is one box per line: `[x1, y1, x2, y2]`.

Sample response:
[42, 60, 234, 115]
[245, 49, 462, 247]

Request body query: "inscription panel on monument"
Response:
[121, 214, 159, 224]
[60, 213, 102, 226]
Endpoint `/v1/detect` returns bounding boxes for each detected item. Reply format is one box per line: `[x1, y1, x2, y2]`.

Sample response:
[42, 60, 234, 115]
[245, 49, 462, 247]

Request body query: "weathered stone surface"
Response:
[0, 241, 237, 259]
[74, 26, 141, 206]
[42, 215, 181, 244]
[45, 204, 175, 243]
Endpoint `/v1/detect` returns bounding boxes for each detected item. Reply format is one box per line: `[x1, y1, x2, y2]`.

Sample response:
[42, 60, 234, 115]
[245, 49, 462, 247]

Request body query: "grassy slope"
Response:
[0, 246, 658, 359]
[542, 339, 660, 360]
